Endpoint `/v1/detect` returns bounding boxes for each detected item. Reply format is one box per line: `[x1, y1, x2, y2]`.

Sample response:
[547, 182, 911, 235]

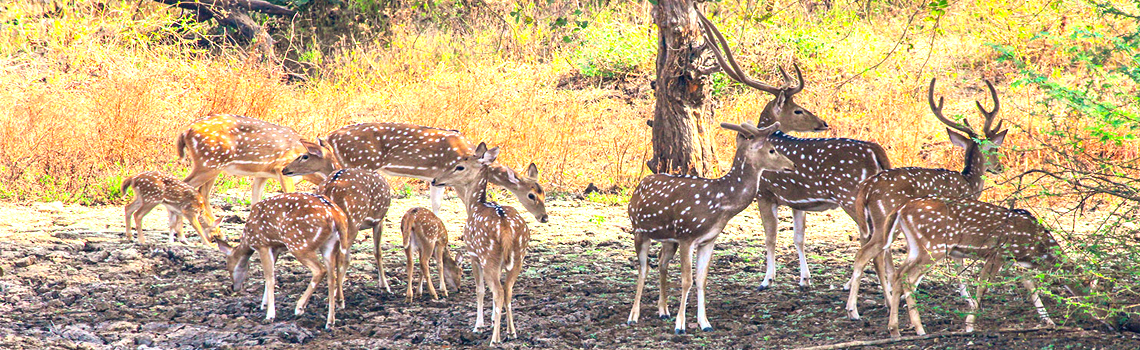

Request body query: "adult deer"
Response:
[121, 171, 220, 245]
[280, 122, 548, 223]
[880, 197, 1081, 337]
[310, 168, 394, 293]
[400, 207, 461, 302]
[430, 143, 531, 344]
[845, 78, 1009, 320]
[216, 192, 349, 329]
[626, 122, 795, 334]
[177, 114, 323, 204]
[699, 12, 892, 290]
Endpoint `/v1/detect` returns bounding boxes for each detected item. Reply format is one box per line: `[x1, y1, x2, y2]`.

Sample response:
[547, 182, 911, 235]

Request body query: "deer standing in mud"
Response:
[122, 171, 220, 245]
[879, 197, 1086, 337]
[400, 207, 461, 302]
[845, 78, 1009, 320]
[216, 192, 349, 330]
[698, 11, 892, 290]
[279, 122, 548, 222]
[626, 122, 795, 334]
[177, 114, 324, 204]
[430, 143, 530, 344]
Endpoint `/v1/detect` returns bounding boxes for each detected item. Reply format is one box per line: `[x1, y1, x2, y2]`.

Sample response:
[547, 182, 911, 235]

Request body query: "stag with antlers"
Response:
[845, 78, 1009, 320]
[698, 11, 893, 290]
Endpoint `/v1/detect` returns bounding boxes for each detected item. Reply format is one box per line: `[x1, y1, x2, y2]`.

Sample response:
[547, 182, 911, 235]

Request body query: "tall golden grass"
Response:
[0, 0, 1136, 204]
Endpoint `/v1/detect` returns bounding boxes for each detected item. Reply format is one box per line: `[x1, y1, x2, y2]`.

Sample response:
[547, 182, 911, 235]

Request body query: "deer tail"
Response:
[176, 131, 188, 160]
[120, 174, 136, 195]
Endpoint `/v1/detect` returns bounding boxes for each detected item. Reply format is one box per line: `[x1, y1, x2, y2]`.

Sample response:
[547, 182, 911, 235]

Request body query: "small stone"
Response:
[14, 256, 35, 267]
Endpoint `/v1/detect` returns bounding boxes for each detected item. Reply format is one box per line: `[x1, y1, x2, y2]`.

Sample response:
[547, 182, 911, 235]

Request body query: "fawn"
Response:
[122, 171, 219, 245]
[400, 207, 461, 302]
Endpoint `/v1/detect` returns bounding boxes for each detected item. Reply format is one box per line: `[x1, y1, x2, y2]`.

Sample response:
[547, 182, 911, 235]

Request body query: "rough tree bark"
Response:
[154, 0, 295, 62]
[647, 0, 718, 176]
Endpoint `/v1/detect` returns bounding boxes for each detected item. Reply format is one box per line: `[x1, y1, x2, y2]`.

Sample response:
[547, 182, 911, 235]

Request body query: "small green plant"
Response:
[570, 14, 653, 79]
[588, 214, 606, 225]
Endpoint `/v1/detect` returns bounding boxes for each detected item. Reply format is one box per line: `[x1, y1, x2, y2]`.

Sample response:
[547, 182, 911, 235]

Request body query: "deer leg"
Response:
[251, 177, 268, 204]
[966, 258, 1002, 332]
[792, 210, 812, 289]
[694, 240, 717, 332]
[132, 203, 158, 244]
[473, 263, 486, 331]
[841, 205, 860, 291]
[184, 168, 220, 198]
[277, 173, 295, 194]
[421, 242, 439, 300]
[324, 243, 340, 329]
[259, 248, 277, 321]
[168, 212, 189, 245]
[627, 235, 650, 325]
[485, 263, 504, 344]
[673, 242, 694, 334]
[429, 185, 445, 214]
[899, 253, 935, 336]
[504, 252, 524, 339]
[293, 251, 327, 316]
[372, 227, 391, 293]
[436, 245, 449, 297]
[758, 199, 779, 290]
[846, 237, 888, 320]
[1021, 278, 1055, 326]
[124, 199, 143, 242]
[657, 241, 678, 319]
[405, 244, 416, 302]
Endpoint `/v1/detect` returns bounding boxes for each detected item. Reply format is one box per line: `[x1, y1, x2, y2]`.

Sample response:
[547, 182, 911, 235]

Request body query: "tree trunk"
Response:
[647, 0, 717, 176]
[155, 0, 295, 62]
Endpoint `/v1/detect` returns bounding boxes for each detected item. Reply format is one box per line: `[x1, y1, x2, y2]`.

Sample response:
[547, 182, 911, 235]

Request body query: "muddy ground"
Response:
[1, 189, 1138, 349]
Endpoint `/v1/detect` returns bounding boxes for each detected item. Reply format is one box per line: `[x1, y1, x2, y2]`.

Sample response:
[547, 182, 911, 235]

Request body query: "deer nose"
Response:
[430, 179, 443, 187]
[816, 121, 829, 131]
[539, 215, 549, 223]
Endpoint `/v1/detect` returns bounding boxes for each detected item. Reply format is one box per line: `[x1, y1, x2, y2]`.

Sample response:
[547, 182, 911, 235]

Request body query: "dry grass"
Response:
[0, 0, 1136, 204]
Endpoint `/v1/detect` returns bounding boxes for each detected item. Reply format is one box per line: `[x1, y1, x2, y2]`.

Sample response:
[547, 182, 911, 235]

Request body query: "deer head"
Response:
[490, 163, 549, 223]
[281, 139, 337, 178]
[430, 143, 500, 192]
[721, 121, 796, 173]
[217, 239, 253, 291]
[929, 78, 1009, 174]
[697, 10, 828, 133]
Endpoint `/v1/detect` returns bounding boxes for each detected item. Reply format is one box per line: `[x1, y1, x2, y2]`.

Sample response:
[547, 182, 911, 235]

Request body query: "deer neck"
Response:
[452, 173, 492, 217]
[712, 153, 763, 211]
[960, 143, 987, 197]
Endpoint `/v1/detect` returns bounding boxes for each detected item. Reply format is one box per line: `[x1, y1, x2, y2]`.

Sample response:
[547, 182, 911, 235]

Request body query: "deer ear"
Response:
[990, 129, 1008, 147]
[317, 137, 327, 148]
[770, 92, 787, 115]
[505, 167, 520, 184]
[474, 142, 488, 156]
[217, 239, 233, 256]
[479, 146, 500, 165]
[302, 140, 322, 157]
[947, 128, 971, 149]
[526, 163, 539, 181]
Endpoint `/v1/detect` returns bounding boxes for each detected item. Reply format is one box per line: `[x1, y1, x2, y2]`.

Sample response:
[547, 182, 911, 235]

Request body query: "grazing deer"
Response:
[279, 122, 549, 223]
[430, 143, 531, 344]
[177, 114, 324, 204]
[845, 78, 1009, 320]
[699, 12, 892, 290]
[626, 122, 795, 334]
[216, 192, 349, 330]
[308, 168, 394, 293]
[400, 207, 461, 302]
[122, 171, 220, 245]
[881, 197, 1078, 337]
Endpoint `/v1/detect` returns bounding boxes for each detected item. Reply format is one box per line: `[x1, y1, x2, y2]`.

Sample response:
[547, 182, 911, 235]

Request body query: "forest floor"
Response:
[1, 189, 1137, 349]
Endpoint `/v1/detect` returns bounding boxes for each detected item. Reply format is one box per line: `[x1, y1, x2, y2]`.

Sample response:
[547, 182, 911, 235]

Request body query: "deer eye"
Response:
[301, 155, 309, 160]
[769, 149, 776, 154]
[456, 166, 465, 171]
[528, 193, 536, 200]
[794, 110, 803, 115]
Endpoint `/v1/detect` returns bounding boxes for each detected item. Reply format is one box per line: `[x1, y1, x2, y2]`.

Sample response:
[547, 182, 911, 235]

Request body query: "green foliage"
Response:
[570, 14, 653, 79]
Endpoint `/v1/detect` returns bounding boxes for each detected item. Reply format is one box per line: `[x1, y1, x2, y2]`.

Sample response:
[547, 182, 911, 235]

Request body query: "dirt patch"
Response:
[1, 191, 1136, 349]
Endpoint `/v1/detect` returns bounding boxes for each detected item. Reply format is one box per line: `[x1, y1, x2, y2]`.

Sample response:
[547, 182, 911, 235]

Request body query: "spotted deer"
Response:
[430, 143, 531, 344]
[626, 122, 795, 334]
[400, 207, 461, 302]
[308, 168, 394, 293]
[280, 122, 548, 223]
[177, 114, 324, 204]
[121, 171, 220, 245]
[880, 197, 1082, 337]
[845, 78, 1009, 320]
[699, 12, 893, 290]
[216, 192, 350, 329]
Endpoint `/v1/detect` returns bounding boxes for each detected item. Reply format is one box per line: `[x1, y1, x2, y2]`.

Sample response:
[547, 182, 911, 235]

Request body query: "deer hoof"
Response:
[658, 314, 671, 320]
[674, 328, 685, 335]
[757, 284, 770, 292]
[626, 320, 637, 326]
[701, 326, 713, 332]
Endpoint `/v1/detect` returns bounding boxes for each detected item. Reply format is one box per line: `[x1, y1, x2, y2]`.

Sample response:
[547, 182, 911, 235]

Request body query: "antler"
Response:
[975, 80, 1003, 138]
[696, 9, 784, 95]
[777, 64, 804, 94]
[927, 78, 978, 138]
